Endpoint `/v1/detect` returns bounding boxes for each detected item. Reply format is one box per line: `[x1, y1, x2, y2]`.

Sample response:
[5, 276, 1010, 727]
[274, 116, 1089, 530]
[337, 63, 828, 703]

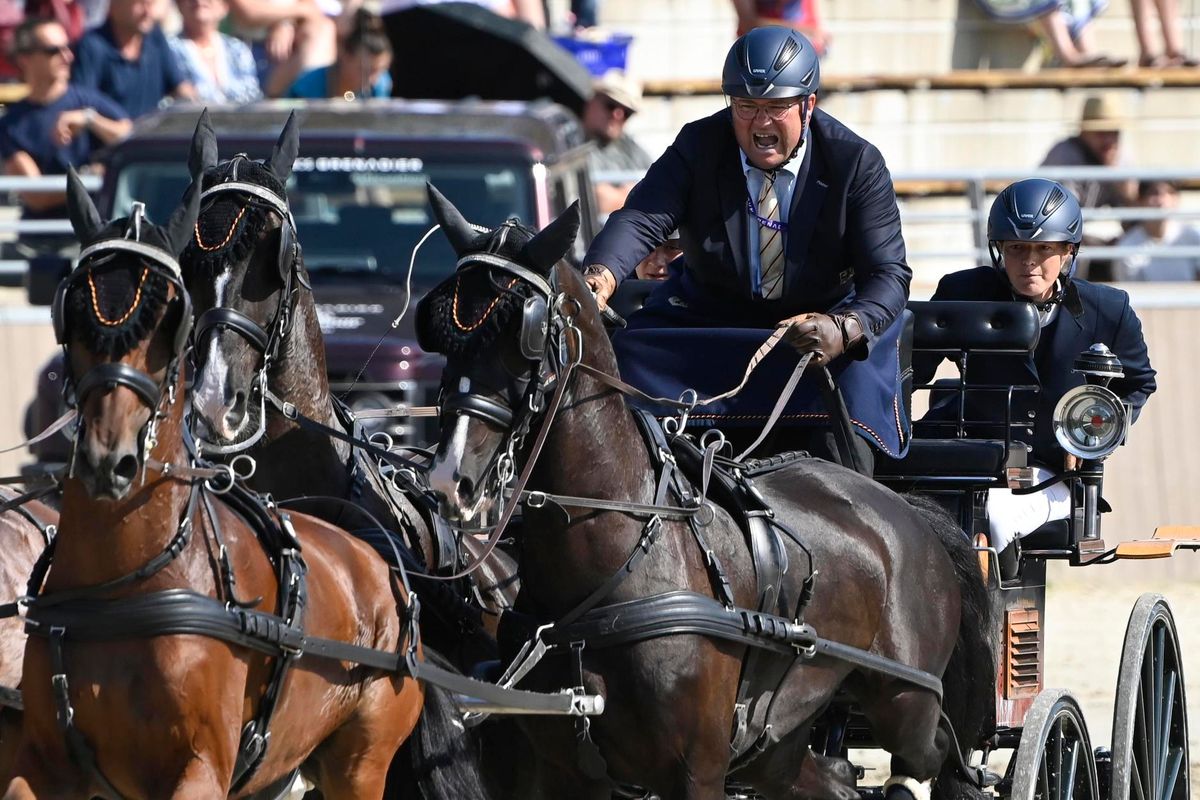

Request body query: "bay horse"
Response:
[416, 187, 996, 800]
[2, 162, 444, 800]
[179, 111, 516, 668]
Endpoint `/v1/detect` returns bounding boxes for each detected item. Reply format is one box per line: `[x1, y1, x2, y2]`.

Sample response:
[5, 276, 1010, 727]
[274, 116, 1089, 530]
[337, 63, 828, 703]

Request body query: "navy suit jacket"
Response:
[914, 267, 1156, 466]
[584, 107, 911, 345]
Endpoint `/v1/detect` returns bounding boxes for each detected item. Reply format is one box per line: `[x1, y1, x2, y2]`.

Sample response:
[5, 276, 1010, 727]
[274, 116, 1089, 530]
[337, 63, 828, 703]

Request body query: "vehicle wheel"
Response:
[1111, 594, 1189, 800]
[1010, 689, 1100, 800]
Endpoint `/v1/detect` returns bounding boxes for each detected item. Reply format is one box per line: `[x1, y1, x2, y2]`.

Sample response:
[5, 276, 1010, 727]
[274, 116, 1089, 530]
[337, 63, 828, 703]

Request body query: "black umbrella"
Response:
[384, 2, 594, 115]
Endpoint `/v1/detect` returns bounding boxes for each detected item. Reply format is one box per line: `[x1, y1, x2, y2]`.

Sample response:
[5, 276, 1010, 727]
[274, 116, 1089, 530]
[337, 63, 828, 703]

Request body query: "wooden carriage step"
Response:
[1114, 526, 1200, 559]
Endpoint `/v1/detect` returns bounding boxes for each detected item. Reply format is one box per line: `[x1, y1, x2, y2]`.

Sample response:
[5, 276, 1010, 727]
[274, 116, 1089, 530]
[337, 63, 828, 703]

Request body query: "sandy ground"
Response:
[853, 578, 1200, 791]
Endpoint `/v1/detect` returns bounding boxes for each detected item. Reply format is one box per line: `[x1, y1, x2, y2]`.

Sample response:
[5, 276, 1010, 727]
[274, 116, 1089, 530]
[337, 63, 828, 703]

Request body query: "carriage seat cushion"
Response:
[875, 438, 1028, 480]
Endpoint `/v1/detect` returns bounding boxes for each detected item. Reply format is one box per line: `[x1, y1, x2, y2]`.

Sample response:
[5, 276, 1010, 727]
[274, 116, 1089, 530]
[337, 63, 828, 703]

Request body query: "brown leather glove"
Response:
[583, 264, 617, 311]
[778, 312, 866, 366]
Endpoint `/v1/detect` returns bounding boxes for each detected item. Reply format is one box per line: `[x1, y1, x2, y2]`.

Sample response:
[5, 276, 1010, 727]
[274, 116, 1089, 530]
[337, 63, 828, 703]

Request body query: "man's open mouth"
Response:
[753, 132, 780, 150]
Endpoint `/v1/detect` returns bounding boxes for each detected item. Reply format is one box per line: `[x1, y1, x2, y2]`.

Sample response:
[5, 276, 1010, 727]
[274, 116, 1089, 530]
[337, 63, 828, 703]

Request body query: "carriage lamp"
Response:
[1073, 342, 1125, 388]
[1052, 384, 1128, 462]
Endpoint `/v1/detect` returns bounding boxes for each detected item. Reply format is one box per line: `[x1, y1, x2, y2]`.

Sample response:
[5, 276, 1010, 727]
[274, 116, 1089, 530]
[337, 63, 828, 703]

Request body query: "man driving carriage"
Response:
[914, 178, 1156, 572]
[583, 25, 911, 473]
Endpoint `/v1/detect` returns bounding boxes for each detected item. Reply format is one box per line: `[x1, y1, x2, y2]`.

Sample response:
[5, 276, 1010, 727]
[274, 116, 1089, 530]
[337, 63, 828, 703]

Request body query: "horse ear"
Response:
[268, 111, 300, 181]
[66, 167, 103, 245]
[163, 179, 202, 257]
[188, 107, 218, 179]
[522, 201, 580, 275]
[426, 182, 476, 256]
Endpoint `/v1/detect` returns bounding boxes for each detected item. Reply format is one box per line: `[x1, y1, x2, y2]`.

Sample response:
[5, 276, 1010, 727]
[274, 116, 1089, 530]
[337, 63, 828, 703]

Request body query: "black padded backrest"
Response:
[908, 300, 1040, 354]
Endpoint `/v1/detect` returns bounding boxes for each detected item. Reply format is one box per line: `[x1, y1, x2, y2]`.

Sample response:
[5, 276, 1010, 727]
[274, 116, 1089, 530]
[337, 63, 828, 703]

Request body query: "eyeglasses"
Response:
[729, 99, 801, 121]
[25, 44, 71, 57]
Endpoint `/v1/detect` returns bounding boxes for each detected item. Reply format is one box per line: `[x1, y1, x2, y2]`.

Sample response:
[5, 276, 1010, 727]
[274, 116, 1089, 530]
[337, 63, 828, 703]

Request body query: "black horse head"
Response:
[57, 123, 203, 499]
[182, 110, 303, 449]
[416, 183, 580, 522]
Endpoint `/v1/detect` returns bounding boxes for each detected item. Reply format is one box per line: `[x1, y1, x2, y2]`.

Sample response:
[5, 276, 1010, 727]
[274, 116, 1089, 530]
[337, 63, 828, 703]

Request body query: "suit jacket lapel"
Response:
[719, 141, 750, 293]
[782, 133, 826, 299]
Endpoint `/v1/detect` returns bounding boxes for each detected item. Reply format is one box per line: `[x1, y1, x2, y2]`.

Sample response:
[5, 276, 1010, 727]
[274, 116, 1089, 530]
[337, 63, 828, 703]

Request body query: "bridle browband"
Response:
[192, 166, 306, 455]
[57, 207, 194, 479]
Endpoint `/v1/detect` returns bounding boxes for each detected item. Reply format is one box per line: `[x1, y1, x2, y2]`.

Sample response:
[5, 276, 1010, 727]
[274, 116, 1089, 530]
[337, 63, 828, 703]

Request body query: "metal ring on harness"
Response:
[204, 463, 238, 494]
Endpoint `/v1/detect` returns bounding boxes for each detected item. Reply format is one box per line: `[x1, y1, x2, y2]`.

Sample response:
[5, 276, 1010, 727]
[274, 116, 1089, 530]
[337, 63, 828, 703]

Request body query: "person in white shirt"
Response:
[1116, 180, 1200, 281]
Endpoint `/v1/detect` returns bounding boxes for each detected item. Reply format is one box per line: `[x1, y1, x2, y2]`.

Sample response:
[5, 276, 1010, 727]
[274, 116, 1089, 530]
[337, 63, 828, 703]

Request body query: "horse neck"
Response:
[254, 285, 354, 499]
[54, 377, 199, 592]
[533, 315, 653, 506]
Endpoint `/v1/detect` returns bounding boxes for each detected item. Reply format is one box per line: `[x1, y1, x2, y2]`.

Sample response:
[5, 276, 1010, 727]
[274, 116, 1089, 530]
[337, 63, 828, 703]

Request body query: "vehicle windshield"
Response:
[112, 155, 535, 283]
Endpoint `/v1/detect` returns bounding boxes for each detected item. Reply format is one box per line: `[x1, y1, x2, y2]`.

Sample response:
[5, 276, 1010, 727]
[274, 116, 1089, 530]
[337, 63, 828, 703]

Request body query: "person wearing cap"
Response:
[583, 25, 910, 470]
[583, 69, 653, 216]
[1040, 95, 1137, 210]
[634, 232, 683, 280]
[914, 178, 1155, 575]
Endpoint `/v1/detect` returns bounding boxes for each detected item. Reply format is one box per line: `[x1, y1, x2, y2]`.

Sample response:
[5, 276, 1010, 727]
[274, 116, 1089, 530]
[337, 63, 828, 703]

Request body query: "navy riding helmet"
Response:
[988, 178, 1085, 279]
[722, 25, 820, 100]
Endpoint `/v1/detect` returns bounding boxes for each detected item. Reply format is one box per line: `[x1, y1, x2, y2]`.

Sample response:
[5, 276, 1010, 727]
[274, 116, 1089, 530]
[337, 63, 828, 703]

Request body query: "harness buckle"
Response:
[281, 401, 298, 420]
[525, 490, 548, 509]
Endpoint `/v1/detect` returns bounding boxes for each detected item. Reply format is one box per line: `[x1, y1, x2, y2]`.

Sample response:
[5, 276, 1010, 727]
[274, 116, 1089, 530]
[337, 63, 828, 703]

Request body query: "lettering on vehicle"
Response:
[292, 157, 425, 173]
[316, 303, 386, 333]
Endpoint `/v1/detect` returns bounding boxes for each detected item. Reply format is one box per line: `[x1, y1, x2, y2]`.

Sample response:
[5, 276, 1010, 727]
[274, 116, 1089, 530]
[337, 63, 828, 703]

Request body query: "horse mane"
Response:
[415, 219, 539, 358]
[185, 158, 285, 279]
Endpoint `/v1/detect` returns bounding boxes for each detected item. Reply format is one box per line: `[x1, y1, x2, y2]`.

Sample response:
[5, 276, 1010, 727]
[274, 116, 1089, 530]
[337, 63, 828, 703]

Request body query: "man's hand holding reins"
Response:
[584, 264, 618, 311]
[778, 312, 866, 366]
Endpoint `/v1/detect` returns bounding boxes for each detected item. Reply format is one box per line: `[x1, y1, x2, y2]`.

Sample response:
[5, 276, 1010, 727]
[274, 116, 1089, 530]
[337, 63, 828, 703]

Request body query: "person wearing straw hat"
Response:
[583, 68, 653, 216]
[1040, 94, 1137, 210]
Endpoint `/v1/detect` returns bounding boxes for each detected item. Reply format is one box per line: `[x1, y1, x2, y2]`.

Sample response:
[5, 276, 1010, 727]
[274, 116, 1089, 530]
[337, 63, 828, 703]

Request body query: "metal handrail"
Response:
[0, 174, 103, 192]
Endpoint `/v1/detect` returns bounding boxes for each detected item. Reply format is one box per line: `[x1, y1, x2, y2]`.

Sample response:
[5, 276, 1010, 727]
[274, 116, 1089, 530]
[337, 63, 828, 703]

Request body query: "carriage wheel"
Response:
[1111, 594, 1189, 800]
[1010, 689, 1100, 800]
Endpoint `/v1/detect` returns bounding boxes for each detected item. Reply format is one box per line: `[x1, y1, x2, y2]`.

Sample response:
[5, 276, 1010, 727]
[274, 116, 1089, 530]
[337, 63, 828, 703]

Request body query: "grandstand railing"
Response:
[595, 166, 1200, 268]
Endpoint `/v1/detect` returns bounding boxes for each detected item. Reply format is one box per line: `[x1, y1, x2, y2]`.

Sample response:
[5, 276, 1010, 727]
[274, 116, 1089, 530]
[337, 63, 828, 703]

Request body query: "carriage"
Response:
[3, 115, 1199, 799]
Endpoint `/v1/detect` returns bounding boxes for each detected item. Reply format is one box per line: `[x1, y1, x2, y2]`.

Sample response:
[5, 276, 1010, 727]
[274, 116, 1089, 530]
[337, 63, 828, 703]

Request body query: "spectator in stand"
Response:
[583, 69, 652, 217]
[170, 0, 262, 103]
[1034, 0, 1125, 68]
[1041, 95, 1136, 209]
[1116, 180, 1200, 280]
[1130, 0, 1197, 67]
[285, 8, 389, 99]
[379, 0, 545, 29]
[228, 0, 339, 98]
[731, 0, 830, 57]
[0, 17, 130, 255]
[72, 0, 196, 117]
[570, 0, 596, 30]
[1041, 95, 1137, 280]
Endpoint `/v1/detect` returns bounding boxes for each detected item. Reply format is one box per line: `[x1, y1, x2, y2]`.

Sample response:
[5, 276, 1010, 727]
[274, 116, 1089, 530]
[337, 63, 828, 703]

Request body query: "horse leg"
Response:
[858, 685, 949, 800]
[737, 724, 858, 800]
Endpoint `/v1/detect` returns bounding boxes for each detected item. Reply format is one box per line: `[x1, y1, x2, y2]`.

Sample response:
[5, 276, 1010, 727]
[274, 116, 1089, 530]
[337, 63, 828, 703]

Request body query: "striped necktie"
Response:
[757, 170, 785, 300]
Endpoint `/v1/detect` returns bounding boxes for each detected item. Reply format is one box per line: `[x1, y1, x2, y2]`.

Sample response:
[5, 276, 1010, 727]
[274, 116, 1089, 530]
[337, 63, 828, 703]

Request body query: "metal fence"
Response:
[594, 166, 1200, 270]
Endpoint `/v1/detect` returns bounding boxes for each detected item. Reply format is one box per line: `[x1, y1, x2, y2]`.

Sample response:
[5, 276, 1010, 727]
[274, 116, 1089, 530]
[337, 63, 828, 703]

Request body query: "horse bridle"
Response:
[436, 250, 572, 519]
[192, 160, 306, 454]
[52, 206, 193, 477]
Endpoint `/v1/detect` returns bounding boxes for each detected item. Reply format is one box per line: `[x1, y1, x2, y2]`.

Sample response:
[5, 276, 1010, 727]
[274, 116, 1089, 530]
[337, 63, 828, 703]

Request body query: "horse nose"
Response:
[429, 459, 474, 512]
[223, 390, 247, 431]
[89, 449, 139, 500]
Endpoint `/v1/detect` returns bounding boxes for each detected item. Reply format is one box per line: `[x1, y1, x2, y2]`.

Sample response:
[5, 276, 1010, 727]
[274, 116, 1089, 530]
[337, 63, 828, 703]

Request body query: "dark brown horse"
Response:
[179, 111, 516, 668]
[0, 491, 57, 783]
[417, 188, 995, 800]
[3, 164, 432, 799]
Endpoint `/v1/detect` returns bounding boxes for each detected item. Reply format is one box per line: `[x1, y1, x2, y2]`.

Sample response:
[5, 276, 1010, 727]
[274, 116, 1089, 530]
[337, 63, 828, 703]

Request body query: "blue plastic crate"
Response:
[553, 34, 634, 77]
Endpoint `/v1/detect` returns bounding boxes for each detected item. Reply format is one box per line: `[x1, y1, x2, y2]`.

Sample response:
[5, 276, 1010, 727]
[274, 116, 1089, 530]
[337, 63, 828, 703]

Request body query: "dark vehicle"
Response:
[25, 98, 598, 461]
